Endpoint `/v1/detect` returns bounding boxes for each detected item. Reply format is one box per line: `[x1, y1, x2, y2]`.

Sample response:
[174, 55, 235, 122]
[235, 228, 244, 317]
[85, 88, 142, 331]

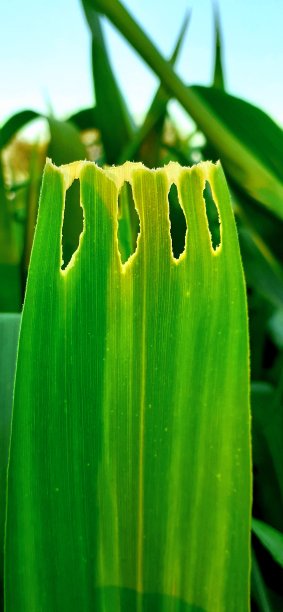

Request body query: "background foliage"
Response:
[1, 0, 283, 610]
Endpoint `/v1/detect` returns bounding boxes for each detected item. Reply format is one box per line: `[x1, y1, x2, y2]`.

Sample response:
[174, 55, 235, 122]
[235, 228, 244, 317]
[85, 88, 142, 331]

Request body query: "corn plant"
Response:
[1, 1, 283, 610]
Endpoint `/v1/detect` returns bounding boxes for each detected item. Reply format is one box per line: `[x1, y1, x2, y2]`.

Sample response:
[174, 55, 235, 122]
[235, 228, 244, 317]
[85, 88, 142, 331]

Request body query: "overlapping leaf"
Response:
[90, 0, 283, 218]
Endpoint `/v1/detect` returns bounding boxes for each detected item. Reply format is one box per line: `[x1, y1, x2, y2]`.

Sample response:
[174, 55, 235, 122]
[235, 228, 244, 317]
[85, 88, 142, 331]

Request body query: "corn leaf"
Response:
[68, 107, 100, 131]
[252, 519, 283, 568]
[6, 160, 250, 611]
[90, 0, 283, 219]
[237, 224, 283, 309]
[81, 0, 134, 163]
[212, 4, 225, 90]
[0, 110, 41, 150]
[118, 11, 191, 166]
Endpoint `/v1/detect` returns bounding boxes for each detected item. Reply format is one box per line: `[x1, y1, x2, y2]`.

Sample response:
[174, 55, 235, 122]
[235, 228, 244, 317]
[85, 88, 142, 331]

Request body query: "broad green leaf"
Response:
[81, 0, 134, 163]
[6, 160, 250, 611]
[0, 313, 21, 584]
[252, 519, 283, 568]
[90, 0, 283, 218]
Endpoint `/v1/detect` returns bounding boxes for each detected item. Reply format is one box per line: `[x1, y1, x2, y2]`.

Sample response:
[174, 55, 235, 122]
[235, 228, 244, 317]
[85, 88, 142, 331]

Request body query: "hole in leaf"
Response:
[168, 183, 187, 259]
[61, 178, 84, 270]
[203, 180, 221, 250]
[118, 182, 140, 264]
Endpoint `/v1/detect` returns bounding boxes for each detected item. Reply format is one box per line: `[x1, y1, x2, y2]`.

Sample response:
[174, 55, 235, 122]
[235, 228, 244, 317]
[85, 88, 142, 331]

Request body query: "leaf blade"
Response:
[6, 160, 251, 611]
[252, 518, 283, 568]
[81, 0, 134, 163]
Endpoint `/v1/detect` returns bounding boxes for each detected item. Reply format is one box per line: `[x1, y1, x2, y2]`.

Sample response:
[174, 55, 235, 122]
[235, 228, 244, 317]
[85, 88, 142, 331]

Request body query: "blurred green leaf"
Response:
[0, 110, 41, 150]
[234, 189, 283, 264]
[251, 382, 283, 531]
[212, 3, 225, 90]
[0, 155, 22, 311]
[252, 519, 283, 568]
[119, 10, 191, 166]
[68, 107, 100, 131]
[81, 0, 134, 163]
[268, 309, 283, 349]
[0, 265, 21, 312]
[0, 156, 14, 264]
[21, 143, 45, 276]
[91, 0, 283, 218]
[248, 296, 273, 380]
[47, 117, 87, 165]
[237, 222, 283, 309]
[0, 313, 21, 585]
[251, 549, 273, 612]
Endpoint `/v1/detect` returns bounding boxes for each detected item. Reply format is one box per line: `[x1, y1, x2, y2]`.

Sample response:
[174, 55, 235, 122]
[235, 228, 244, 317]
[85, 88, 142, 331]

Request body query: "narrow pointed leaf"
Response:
[90, 0, 283, 218]
[212, 3, 225, 89]
[81, 0, 134, 163]
[119, 11, 191, 165]
[252, 519, 283, 568]
[6, 160, 250, 611]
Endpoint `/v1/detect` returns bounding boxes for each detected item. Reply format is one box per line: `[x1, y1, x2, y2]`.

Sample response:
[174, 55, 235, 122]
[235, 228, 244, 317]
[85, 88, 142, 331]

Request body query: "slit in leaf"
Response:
[61, 178, 84, 270]
[118, 181, 140, 264]
[168, 183, 187, 259]
[203, 180, 221, 250]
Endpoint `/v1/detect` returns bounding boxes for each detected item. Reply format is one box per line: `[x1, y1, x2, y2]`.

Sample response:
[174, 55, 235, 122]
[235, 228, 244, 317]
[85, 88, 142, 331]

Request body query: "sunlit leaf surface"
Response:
[5, 160, 250, 611]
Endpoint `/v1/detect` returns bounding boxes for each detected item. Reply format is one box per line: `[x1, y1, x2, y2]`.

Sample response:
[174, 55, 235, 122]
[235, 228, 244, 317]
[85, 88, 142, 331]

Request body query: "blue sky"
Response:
[1, 0, 283, 132]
